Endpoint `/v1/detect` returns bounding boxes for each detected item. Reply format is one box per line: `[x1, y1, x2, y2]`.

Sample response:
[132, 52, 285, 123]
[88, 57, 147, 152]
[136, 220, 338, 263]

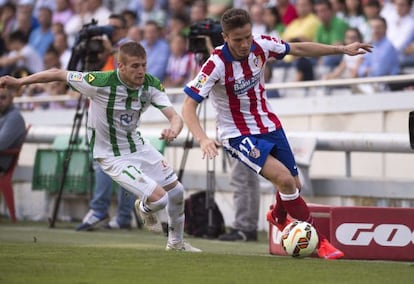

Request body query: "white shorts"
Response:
[97, 141, 177, 199]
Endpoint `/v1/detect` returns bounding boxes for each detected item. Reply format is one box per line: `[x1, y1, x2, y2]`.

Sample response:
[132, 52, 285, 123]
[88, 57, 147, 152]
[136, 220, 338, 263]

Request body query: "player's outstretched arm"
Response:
[160, 106, 183, 143]
[289, 41, 373, 58]
[181, 96, 219, 160]
[0, 68, 68, 90]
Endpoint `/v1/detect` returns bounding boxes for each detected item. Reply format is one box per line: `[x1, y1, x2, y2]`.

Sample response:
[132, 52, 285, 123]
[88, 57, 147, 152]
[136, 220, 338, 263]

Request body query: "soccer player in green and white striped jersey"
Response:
[0, 41, 201, 252]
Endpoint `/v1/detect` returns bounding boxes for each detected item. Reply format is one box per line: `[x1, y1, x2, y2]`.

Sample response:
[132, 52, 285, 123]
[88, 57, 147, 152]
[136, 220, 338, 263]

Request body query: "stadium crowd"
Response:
[0, 0, 413, 109]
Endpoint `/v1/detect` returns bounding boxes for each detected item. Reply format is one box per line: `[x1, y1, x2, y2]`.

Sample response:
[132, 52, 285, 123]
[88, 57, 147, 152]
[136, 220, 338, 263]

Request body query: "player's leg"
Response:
[140, 144, 201, 251]
[261, 132, 344, 259]
[76, 163, 112, 231]
[98, 154, 167, 232]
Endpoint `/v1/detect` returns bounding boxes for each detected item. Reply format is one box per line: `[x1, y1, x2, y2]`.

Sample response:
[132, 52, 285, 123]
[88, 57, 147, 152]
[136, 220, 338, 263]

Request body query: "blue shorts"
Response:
[222, 129, 298, 176]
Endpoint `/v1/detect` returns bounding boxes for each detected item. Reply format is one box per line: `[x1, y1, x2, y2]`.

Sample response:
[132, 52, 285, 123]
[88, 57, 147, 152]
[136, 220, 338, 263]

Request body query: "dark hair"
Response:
[109, 14, 127, 29]
[370, 16, 387, 29]
[119, 41, 146, 60]
[8, 31, 28, 44]
[313, 0, 333, 10]
[220, 8, 251, 34]
[346, 27, 363, 42]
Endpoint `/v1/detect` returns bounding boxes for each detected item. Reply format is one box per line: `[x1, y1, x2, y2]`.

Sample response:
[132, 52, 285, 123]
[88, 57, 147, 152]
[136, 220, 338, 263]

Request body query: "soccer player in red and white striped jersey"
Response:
[182, 8, 372, 259]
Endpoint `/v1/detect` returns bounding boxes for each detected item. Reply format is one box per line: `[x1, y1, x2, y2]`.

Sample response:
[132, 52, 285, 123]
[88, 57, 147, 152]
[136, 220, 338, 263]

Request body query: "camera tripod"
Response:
[48, 30, 97, 228]
[177, 100, 223, 238]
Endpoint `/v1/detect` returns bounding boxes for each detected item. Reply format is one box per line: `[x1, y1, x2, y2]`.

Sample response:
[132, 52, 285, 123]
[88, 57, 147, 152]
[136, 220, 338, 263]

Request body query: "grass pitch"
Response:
[0, 222, 413, 284]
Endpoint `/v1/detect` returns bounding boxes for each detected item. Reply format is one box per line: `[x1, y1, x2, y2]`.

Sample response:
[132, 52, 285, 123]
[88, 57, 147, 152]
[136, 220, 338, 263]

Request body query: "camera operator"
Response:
[101, 14, 130, 71]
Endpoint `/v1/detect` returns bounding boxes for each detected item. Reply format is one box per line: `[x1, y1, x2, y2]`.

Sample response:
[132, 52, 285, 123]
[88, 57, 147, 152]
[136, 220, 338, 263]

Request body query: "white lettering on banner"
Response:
[272, 226, 283, 245]
[336, 223, 414, 247]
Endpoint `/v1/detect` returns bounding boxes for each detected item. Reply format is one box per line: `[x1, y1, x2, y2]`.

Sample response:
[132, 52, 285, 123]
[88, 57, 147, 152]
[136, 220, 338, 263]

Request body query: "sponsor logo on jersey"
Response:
[120, 113, 133, 126]
[233, 72, 260, 95]
[87, 73, 95, 83]
[253, 56, 263, 68]
[68, 72, 83, 82]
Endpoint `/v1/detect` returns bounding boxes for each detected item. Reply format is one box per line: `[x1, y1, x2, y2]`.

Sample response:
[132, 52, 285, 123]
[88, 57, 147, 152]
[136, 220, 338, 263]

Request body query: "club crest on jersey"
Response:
[68, 72, 83, 82]
[249, 147, 261, 159]
[195, 73, 208, 89]
[253, 56, 263, 68]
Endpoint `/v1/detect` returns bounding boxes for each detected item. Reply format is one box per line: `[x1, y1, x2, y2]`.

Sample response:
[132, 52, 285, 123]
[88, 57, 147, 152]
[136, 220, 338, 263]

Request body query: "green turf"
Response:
[0, 222, 413, 284]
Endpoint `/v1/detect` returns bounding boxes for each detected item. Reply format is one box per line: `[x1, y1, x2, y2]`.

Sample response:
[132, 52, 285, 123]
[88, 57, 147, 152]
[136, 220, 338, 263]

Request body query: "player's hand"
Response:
[0, 76, 21, 89]
[160, 128, 178, 143]
[343, 42, 373, 56]
[199, 138, 219, 160]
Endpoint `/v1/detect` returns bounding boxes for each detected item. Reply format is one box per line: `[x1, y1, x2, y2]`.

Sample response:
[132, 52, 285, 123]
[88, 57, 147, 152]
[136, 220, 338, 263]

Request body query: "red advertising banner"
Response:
[269, 205, 414, 261]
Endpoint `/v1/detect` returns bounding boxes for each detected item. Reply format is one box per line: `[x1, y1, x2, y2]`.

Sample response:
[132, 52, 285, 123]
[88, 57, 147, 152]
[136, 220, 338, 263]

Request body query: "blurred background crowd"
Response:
[0, 0, 413, 109]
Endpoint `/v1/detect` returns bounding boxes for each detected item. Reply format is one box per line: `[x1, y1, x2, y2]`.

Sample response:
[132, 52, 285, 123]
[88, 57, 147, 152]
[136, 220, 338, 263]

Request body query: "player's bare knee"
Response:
[276, 175, 296, 194]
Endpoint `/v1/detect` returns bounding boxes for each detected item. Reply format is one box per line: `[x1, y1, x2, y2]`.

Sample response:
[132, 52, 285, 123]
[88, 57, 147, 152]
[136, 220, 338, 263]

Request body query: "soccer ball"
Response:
[281, 221, 319, 258]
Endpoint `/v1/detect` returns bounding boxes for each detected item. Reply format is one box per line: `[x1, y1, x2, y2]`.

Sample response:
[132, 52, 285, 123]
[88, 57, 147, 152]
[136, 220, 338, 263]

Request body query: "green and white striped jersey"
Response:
[66, 70, 172, 158]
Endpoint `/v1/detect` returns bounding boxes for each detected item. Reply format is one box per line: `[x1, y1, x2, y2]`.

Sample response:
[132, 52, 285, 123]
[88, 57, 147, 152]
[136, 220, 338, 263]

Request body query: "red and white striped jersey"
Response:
[184, 34, 290, 141]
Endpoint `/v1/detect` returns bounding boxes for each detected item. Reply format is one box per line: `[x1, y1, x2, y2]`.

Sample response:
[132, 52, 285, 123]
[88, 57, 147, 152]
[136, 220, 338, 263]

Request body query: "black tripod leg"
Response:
[409, 111, 414, 150]
[49, 98, 86, 228]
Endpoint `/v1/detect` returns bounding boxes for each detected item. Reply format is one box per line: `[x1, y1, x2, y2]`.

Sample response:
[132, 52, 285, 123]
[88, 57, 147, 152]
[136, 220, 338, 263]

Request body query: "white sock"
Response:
[166, 183, 185, 245]
[140, 194, 168, 212]
[279, 189, 300, 201]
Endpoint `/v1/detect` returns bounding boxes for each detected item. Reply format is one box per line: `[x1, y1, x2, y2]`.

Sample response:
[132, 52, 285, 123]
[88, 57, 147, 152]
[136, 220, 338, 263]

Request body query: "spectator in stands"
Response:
[141, 20, 170, 82]
[166, 0, 190, 23]
[282, 0, 320, 42]
[342, 0, 370, 43]
[136, 0, 167, 28]
[362, 0, 382, 43]
[100, 14, 130, 71]
[218, 160, 261, 242]
[166, 13, 189, 41]
[51, 31, 71, 69]
[401, 32, 414, 67]
[314, 0, 349, 70]
[358, 16, 400, 78]
[190, 0, 208, 24]
[28, 6, 54, 57]
[163, 33, 194, 89]
[182, 8, 372, 259]
[263, 4, 285, 38]
[121, 9, 138, 29]
[0, 87, 26, 175]
[85, 0, 110, 26]
[12, 1, 38, 40]
[64, 0, 89, 47]
[0, 30, 44, 76]
[329, 0, 346, 18]
[0, 2, 16, 40]
[381, 0, 414, 65]
[250, 3, 266, 35]
[208, 0, 233, 21]
[127, 25, 142, 42]
[276, 0, 298, 26]
[52, 0, 73, 25]
[324, 27, 364, 80]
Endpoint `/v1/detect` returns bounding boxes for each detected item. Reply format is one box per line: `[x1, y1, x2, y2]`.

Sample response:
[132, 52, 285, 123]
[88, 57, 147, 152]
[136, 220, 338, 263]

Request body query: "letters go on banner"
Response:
[268, 205, 414, 261]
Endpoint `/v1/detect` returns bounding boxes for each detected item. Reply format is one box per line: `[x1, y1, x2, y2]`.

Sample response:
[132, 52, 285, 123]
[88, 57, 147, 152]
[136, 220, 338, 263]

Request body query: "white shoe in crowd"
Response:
[166, 241, 202, 252]
[134, 199, 163, 233]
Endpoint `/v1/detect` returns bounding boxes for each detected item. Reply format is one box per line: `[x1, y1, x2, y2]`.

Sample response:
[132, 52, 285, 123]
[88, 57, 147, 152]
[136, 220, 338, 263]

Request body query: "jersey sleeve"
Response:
[66, 71, 99, 99]
[183, 56, 221, 103]
[255, 35, 290, 61]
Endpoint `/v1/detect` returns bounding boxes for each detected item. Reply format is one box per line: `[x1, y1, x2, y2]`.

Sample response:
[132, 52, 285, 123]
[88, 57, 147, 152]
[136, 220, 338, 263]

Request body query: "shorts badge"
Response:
[249, 147, 261, 159]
